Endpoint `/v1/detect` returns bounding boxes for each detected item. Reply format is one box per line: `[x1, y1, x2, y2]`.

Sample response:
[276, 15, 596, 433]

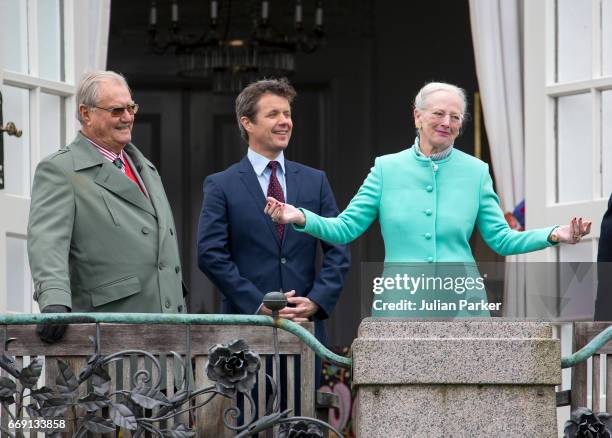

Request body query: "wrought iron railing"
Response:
[0, 293, 350, 437]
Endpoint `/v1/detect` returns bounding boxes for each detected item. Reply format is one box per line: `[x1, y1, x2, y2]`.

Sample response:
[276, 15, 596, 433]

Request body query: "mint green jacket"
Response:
[298, 146, 556, 262]
[296, 145, 556, 317]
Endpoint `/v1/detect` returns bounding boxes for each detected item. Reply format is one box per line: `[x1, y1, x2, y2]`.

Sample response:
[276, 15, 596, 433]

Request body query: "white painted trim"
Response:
[592, 0, 602, 78]
[525, 0, 554, 262]
[3, 71, 75, 95]
[546, 77, 612, 96]
[593, 89, 602, 199]
[26, 0, 38, 77]
[30, 87, 41, 179]
[64, 0, 75, 84]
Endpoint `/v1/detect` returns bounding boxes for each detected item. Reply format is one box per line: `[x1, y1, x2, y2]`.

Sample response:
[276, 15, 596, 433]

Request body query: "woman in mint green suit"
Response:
[265, 82, 591, 317]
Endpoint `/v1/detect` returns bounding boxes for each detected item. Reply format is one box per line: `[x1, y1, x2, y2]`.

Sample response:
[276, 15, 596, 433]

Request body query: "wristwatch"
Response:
[548, 227, 560, 243]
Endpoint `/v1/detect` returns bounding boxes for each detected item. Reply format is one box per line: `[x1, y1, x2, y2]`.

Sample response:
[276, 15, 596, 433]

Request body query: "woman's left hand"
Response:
[554, 217, 592, 244]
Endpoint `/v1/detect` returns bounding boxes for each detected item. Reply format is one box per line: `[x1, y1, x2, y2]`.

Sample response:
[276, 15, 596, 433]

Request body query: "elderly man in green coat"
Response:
[28, 71, 186, 343]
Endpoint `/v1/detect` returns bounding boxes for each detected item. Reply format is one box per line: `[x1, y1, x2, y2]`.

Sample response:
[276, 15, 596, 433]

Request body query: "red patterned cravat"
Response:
[267, 161, 285, 241]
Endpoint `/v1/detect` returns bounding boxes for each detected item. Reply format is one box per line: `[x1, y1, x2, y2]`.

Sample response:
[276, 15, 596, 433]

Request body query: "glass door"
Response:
[0, 0, 77, 313]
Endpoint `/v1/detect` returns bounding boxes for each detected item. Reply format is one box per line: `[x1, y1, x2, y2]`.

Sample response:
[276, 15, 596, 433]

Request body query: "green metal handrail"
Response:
[0, 313, 352, 368]
[6, 313, 610, 369]
[561, 325, 612, 369]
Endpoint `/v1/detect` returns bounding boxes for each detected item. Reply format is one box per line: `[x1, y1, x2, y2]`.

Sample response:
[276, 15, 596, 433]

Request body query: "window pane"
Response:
[37, 0, 63, 81]
[40, 93, 63, 158]
[603, 90, 612, 197]
[0, 0, 28, 73]
[6, 236, 32, 313]
[557, 0, 592, 82]
[1, 86, 31, 196]
[603, 0, 612, 76]
[557, 93, 592, 202]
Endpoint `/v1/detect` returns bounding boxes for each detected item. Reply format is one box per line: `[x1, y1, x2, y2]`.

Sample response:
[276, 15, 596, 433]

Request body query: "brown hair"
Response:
[235, 78, 297, 142]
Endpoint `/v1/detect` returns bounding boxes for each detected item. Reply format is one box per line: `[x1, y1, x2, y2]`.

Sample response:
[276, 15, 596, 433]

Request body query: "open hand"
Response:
[264, 197, 306, 226]
[554, 217, 592, 244]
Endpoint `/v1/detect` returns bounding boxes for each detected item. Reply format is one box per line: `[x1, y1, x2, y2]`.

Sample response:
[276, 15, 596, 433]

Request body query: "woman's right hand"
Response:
[265, 197, 306, 226]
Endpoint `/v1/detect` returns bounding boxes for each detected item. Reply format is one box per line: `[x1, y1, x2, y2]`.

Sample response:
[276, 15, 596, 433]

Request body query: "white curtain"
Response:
[73, 0, 111, 77]
[469, 0, 527, 317]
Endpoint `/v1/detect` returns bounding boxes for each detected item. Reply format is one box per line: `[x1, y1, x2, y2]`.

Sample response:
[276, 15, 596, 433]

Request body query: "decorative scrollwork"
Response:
[0, 322, 343, 437]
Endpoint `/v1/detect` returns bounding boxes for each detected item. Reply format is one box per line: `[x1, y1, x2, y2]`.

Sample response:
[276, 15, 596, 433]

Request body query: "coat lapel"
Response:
[123, 144, 161, 219]
[283, 160, 300, 246]
[285, 160, 300, 206]
[70, 134, 156, 217]
[238, 156, 280, 246]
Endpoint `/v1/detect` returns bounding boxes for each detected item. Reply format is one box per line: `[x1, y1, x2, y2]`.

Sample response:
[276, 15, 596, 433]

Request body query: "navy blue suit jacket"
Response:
[197, 156, 351, 343]
[595, 194, 612, 321]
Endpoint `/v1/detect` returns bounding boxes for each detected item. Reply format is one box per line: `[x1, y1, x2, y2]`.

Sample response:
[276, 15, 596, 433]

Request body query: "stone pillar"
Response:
[352, 319, 561, 437]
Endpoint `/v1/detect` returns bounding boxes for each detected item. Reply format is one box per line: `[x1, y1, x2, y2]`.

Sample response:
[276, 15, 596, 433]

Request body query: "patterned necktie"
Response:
[267, 161, 285, 241]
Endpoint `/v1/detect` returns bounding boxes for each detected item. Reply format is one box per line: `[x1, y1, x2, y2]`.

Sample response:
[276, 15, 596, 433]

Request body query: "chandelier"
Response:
[147, 0, 325, 93]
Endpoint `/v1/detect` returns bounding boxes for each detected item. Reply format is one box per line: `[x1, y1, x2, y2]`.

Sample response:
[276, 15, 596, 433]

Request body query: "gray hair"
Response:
[76, 71, 131, 123]
[235, 78, 297, 142]
[413, 82, 468, 114]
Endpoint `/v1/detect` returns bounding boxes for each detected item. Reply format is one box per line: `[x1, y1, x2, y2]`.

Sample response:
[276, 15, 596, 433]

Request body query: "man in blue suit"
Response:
[197, 78, 350, 348]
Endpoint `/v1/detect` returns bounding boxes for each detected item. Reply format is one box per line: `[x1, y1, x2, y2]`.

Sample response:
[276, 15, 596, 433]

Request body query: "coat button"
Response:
[426, 185, 433, 192]
[169, 228, 174, 236]
[142, 227, 150, 234]
[175, 266, 180, 273]
[425, 233, 432, 240]
[178, 305, 183, 312]
[164, 299, 171, 309]
[158, 262, 165, 270]
[280, 257, 287, 264]
[427, 256, 434, 263]
[425, 209, 432, 216]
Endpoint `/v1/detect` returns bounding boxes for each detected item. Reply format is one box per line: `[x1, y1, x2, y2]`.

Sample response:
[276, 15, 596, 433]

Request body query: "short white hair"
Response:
[76, 71, 131, 123]
[413, 82, 467, 114]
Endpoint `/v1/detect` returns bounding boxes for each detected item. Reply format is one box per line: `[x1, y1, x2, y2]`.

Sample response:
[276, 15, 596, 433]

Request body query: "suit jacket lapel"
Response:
[285, 160, 300, 206]
[283, 160, 300, 246]
[70, 135, 156, 217]
[238, 156, 280, 246]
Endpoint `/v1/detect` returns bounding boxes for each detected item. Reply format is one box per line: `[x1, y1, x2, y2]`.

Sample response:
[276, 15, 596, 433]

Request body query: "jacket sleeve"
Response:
[476, 164, 556, 256]
[197, 177, 265, 314]
[293, 159, 382, 244]
[598, 195, 612, 262]
[305, 173, 351, 320]
[27, 159, 75, 310]
[595, 195, 612, 320]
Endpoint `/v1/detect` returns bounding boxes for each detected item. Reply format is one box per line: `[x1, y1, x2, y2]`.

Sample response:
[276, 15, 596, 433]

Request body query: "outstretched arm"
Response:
[477, 166, 591, 255]
[265, 159, 383, 245]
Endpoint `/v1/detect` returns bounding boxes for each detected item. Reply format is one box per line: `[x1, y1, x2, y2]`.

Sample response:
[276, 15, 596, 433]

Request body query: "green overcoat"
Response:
[28, 133, 186, 313]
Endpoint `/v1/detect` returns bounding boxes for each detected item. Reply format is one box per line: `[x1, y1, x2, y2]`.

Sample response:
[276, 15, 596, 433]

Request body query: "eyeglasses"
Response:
[428, 110, 463, 124]
[93, 103, 139, 117]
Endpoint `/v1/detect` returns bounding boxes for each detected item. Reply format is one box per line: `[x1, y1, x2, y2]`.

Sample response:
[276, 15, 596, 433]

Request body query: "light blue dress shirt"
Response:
[247, 148, 287, 199]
